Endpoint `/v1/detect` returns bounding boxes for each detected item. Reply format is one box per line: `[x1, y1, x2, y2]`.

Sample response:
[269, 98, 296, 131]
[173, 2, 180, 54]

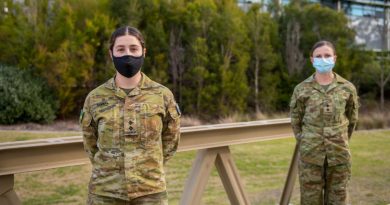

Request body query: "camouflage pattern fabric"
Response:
[87, 191, 168, 205]
[80, 72, 181, 201]
[299, 159, 351, 205]
[290, 72, 359, 166]
[290, 72, 358, 205]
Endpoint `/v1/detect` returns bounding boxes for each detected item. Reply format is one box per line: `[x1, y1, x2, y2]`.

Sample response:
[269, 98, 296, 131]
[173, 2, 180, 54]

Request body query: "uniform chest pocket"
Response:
[333, 93, 348, 122]
[138, 103, 165, 148]
[304, 93, 322, 120]
[96, 105, 121, 149]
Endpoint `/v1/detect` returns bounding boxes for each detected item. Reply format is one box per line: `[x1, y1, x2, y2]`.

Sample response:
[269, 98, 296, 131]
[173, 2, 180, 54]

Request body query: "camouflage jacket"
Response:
[80, 73, 181, 200]
[290, 73, 359, 166]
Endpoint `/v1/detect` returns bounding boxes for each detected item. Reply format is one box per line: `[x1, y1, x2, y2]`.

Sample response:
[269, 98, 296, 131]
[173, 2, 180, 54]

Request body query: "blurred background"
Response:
[0, 0, 389, 128]
[0, 0, 389, 204]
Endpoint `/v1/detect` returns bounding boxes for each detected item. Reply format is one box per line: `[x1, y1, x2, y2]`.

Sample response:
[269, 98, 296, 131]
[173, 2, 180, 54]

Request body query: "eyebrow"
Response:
[315, 54, 332, 56]
[115, 44, 140, 47]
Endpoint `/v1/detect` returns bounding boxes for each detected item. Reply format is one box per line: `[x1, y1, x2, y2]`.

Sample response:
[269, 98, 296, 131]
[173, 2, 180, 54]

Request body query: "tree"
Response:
[165, 0, 186, 102]
[134, 0, 170, 86]
[280, 2, 358, 79]
[109, 0, 141, 27]
[364, 52, 390, 111]
[0, 0, 115, 117]
[0, 0, 383, 122]
[246, 4, 280, 113]
[280, 0, 305, 75]
[376, 7, 390, 111]
[0, 0, 35, 68]
[209, 0, 250, 116]
[181, 0, 217, 115]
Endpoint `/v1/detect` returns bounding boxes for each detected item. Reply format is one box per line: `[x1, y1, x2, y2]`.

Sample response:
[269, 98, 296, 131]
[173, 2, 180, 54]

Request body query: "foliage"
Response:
[0, 64, 57, 124]
[0, 0, 386, 121]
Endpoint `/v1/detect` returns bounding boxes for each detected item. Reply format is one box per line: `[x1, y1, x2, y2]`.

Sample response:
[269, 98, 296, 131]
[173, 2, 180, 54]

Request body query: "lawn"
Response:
[0, 130, 80, 143]
[1, 130, 389, 204]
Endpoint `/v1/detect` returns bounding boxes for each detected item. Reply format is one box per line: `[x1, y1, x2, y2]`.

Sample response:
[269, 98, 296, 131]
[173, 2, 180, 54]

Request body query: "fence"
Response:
[0, 118, 299, 205]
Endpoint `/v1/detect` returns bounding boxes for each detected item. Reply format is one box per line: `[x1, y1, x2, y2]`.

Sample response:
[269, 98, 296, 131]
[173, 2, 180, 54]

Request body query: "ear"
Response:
[310, 57, 314, 64]
[143, 48, 147, 57]
[333, 55, 337, 63]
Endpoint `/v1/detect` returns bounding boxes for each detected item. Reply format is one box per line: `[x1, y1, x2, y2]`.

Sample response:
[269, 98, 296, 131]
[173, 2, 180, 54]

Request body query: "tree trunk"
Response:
[197, 78, 203, 115]
[285, 19, 305, 75]
[254, 57, 260, 113]
[380, 70, 385, 111]
[379, 5, 389, 112]
[169, 27, 184, 102]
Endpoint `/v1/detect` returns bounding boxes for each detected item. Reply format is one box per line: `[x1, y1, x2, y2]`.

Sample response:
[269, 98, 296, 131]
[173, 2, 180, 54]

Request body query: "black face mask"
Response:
[112, 55, 144, 78]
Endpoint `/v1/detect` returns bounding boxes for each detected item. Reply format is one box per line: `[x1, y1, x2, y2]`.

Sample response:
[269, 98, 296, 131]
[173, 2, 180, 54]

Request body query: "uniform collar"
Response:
[104, 72, 156, 98]
[303, 72, 347, 93]
[304, 72, 347, 83]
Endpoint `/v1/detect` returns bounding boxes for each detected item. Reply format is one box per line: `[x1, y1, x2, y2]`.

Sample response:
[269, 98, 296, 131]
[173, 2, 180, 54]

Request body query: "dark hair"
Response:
[109, 26, 145, 51]
[310, 40, 336, 56]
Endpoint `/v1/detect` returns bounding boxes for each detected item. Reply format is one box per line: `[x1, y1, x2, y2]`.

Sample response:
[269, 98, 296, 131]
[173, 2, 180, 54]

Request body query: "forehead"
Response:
[114, 35, 141, 47]
[313, 45, 334, 55]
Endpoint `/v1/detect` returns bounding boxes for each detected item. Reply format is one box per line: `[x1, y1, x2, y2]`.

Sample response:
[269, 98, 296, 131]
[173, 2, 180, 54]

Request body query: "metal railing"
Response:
[0, 118, 299, 205]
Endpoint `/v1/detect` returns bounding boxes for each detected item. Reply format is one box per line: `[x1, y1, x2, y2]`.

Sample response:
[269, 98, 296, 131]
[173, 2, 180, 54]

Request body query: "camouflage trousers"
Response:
[87, 191, 168, 205]
[298, 158, 351, 205]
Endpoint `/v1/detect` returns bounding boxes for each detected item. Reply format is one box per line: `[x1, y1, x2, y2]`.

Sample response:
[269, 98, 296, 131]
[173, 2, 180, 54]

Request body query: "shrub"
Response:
[0, 64, 58, 124]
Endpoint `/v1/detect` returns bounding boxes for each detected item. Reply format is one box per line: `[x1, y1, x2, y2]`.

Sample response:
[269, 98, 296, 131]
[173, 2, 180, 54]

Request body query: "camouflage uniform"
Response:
[87, 191, 168, 205]
[290, 73, 359, 205]
[80, 72, 181, 203]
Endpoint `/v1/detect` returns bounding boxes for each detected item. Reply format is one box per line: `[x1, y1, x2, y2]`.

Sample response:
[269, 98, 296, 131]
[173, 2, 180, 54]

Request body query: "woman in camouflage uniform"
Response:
[290, 40, 359, 205]
[80, 26, 181, 205]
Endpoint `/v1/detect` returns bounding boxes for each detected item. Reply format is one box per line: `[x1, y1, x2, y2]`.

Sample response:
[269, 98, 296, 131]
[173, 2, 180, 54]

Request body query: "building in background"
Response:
[238, 0, 390, 51]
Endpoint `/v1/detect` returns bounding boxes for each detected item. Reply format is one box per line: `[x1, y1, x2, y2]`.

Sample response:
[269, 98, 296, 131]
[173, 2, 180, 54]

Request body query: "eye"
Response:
[325, 54, 332, 58]
[315, 55, 322, 58]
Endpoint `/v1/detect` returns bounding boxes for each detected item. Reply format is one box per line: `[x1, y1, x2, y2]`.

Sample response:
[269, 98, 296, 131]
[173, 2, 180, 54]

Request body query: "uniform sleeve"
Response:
[290, 87, 304, 141]
[80, 96, 98, 162]
[162, 94, 181, 163]
[346, 86, 359, 139]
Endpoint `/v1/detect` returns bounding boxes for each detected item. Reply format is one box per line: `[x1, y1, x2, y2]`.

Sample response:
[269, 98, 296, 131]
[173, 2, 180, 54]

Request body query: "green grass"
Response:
[3, 130, 389, 204]
[0, 130, 80, 143]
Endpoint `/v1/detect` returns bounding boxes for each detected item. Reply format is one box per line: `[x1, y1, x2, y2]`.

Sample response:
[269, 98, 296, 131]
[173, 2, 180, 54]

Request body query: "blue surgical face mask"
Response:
[313, 57, 335, 73]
